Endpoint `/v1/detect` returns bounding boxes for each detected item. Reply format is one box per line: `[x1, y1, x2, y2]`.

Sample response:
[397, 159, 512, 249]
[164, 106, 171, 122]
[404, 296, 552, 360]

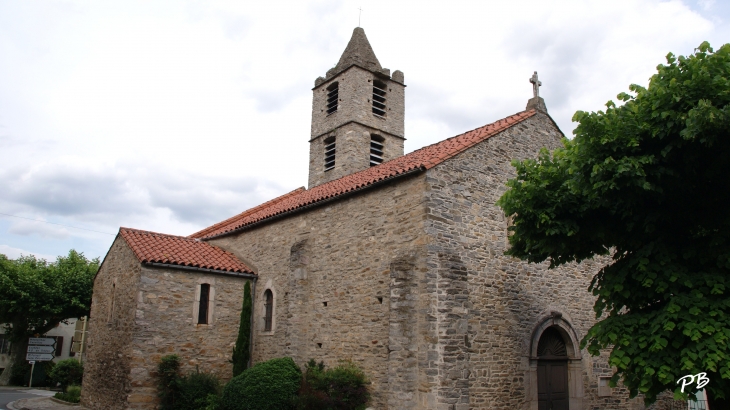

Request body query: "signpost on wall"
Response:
[26, 337, 56, 388]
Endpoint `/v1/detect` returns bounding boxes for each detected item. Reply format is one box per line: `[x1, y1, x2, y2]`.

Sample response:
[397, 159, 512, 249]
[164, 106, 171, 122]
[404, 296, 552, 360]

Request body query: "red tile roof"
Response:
[196, 110, 536, 239]
[189, 187, 306, 239]
[119, 227, 254, 274]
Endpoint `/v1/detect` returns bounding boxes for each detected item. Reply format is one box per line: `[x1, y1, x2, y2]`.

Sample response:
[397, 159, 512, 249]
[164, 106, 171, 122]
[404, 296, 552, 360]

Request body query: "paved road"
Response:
[0, 388, 55, 410]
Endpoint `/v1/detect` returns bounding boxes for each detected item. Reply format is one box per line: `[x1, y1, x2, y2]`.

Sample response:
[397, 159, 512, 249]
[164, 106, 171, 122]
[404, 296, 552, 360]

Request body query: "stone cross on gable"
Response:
[530, 71, 542, 98]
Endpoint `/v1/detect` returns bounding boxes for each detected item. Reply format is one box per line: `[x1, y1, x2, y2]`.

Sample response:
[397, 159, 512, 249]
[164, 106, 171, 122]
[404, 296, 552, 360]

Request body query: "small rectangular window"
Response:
[198, 284, 210, 325]
[326, 82, 339, 115]
[264, 290, 274, 331]
[372, 80, 387, 117]
[0, 335, 10, 355]
[324, 137, 336, 171]
[370, 136, 384, 166]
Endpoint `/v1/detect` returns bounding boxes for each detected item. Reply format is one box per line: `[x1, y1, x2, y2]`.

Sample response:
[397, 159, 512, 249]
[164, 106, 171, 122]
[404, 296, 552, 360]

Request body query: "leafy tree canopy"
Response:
[497, 42, 730, 403]
[0, 250, 98, 384]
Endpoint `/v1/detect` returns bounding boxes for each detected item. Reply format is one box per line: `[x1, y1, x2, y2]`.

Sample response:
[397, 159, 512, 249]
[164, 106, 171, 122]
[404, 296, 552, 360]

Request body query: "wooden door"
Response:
[537, 361, 569, 410]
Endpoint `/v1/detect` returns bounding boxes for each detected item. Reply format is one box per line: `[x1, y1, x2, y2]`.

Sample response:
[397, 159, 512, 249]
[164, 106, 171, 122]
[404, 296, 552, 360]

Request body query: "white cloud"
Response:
[0, 0, 726, 258]
[0, 244, 57, 262]
[7, 220, 71, 240]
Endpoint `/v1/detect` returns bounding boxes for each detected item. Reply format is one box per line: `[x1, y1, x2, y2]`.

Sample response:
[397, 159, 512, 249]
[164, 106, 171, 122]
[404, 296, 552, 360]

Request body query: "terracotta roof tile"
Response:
[196, 110, 536, 239]
[189, 187, 306, 239]
[119, 227, 254, 274]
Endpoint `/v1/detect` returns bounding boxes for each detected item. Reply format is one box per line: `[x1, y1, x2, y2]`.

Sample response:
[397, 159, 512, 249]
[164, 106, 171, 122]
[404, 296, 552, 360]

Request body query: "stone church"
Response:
[81, 28, 654, 410]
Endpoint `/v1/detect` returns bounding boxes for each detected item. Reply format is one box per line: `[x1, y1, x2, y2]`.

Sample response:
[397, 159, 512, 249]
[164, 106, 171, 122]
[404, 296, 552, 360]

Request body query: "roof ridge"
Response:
[402, 109, 534, 161]
[121, 227, 196, 241]
[189, 187, 306, 238]
[196, 109, 538, 240]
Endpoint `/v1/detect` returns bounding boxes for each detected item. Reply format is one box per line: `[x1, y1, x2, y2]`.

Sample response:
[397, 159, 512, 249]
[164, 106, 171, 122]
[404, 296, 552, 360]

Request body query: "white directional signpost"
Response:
[26, 337, 56, 388]
[28, 337, 55, 346]
[27, 345, 55, 353]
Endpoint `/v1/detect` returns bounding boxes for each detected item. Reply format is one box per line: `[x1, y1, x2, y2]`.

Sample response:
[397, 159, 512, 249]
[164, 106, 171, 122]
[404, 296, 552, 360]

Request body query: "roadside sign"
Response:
[26, 353, 54, 361]
[27, 345, 55, 353]
[28, 337, 56, 346]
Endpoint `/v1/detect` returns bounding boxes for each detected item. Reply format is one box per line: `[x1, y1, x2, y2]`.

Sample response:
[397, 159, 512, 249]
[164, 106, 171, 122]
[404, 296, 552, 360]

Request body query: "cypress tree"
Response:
[231, 280, 252, 377]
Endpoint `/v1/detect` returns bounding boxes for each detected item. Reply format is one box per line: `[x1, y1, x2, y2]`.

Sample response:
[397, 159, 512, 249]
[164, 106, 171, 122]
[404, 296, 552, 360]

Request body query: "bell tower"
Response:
[308, 28, 405, 188]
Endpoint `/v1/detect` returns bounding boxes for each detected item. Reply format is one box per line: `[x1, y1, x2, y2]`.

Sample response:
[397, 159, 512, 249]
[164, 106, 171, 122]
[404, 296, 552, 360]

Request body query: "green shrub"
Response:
[219, 357, 301, 410]
[54, 385, 81, 403]
[17, 360, 57, 387]
[231, 281, 252, 377]
[9, 362, 29, 386]
[158, 355, 182, 410]
[157, 354, 222, 410]
[177, 370, 221, 410]
[297, 360, 369, 410]
[48, 359, 82, 390]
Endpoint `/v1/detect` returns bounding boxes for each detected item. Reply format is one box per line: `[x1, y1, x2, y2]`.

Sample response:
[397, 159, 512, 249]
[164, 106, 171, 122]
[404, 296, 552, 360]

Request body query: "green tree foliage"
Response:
[157, 354, 221, 410]
[498, 42, 730, 404]
[231, 281, 252, 377]
[0, 250, 98, 385]
[158, 354, 182, 410]
[48, 359, 84, 391]
[219, 357, 301, 410]
[297, 359, 370, 410]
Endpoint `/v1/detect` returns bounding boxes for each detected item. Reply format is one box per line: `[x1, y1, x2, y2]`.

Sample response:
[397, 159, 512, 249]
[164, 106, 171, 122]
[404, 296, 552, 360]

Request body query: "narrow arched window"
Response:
[372, 80, 387, 117]
[264, 290, 274, 331]
[324, 136, 336, 171]
[326, 82, 339, 114]
[370, 135, 384, 166]
[198, 284, 210, 324]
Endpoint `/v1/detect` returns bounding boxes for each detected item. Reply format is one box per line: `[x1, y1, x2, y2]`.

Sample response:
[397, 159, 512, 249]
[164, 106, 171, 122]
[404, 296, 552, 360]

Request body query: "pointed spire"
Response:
[334, 27, 383, 74]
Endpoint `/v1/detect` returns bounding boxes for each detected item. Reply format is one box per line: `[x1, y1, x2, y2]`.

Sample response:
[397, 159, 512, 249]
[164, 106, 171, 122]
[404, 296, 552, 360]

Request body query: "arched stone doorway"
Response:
[537, 327, 569, 410]
[527, 313, 584, 410]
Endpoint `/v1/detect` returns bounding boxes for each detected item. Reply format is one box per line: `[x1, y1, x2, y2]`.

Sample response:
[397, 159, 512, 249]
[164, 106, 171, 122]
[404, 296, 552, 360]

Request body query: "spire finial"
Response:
[530, 71, 542, 98]
[358, 7, 363, 27]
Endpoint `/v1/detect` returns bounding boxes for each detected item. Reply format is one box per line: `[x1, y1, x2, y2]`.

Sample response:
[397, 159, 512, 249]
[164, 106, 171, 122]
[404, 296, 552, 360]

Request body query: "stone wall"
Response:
[422, 112, 647, 409]
[308, 121, 405, 187]
[311, 66, 405, 140]
[309, 65, 406, 188]
[126, 265, 250, 409]
[209, 172, 429, 409]
[81, 237, 141, 410]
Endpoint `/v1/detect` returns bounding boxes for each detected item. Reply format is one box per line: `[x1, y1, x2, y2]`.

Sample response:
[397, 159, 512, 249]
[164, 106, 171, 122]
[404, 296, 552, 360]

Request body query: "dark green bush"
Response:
[157, 354, 222, 410]
[158, 355, 182, 410]
[10, 360, 56, 387]
[219, 357, 301, 410]
[9, 361, 29, 386]
[231, 281, 252, 377]
[177, 370, 221, 410]
[48, 359, 83, 390]
[297, 359, 369, 410]
[54, 385, 81, 403]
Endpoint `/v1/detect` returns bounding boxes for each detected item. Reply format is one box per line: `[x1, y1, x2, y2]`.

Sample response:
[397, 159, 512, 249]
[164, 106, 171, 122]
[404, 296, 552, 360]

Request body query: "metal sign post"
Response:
[28, 361, 35, 388]
[27, 337, 56, 387]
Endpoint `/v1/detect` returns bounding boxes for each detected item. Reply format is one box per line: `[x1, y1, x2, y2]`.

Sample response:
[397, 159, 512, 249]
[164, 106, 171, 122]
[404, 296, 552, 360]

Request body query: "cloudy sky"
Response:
[0, 0, 728, 261]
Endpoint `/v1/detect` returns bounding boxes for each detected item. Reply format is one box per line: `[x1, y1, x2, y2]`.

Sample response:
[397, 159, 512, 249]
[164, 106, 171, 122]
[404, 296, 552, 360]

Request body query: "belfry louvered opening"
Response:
[324, 136, 336, 171]
[372, 80, 387, 117]
[370, 134, 384, 166]
[326, 82, 339, 115]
